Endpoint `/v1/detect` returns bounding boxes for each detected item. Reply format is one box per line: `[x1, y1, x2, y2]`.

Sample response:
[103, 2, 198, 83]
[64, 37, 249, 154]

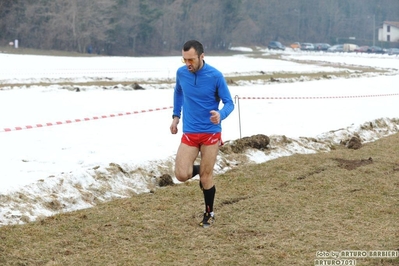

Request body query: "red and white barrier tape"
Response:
[0, 69, 164, 76]
[2, 92, 398, 133]
[238, 93, 399, 100]
[1, 106, 173, 133]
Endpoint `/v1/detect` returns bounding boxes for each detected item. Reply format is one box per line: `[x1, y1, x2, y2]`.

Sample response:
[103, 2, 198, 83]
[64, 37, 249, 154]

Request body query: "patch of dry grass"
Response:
[0, 70, 381, 90]
[0, 46, 95, 57]
[0, 46, 389, 90]
[0, 133, 398, 265]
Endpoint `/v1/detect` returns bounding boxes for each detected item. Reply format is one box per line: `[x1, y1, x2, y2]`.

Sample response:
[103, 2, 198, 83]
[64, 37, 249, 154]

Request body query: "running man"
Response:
[170, 40, 234, 228]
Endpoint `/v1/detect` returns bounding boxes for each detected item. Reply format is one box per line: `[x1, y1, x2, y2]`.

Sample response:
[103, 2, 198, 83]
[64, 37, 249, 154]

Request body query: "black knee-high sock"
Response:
[203, 185, 216, 214]
[192, 164, 200, 177]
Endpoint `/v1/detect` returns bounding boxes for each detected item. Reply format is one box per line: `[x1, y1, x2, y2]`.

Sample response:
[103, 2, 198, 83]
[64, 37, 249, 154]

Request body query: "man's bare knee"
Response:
[176, 175, 189, 182]
[175, 170, 191, 182]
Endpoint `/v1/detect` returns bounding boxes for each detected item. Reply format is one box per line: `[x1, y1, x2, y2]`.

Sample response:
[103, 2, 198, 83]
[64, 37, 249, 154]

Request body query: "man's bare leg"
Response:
[198, 142, 219, 227]
[198, 142, 219, 189]
[174, 143, 199, 182]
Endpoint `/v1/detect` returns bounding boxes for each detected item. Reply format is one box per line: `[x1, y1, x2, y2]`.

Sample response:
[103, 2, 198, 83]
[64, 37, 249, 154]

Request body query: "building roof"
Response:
[384, 21, 399, 28]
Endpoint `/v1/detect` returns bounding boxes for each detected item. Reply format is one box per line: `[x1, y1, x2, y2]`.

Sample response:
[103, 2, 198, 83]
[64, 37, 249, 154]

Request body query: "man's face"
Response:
[182, 48, 204, 73]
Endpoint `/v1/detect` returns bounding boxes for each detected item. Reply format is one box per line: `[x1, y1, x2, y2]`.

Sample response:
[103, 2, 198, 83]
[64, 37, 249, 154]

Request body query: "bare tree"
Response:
[1, 0, 398, 55]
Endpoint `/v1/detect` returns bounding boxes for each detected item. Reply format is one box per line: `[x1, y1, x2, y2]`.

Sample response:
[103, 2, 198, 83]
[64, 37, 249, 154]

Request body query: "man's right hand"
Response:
[170, 117, 179, 134]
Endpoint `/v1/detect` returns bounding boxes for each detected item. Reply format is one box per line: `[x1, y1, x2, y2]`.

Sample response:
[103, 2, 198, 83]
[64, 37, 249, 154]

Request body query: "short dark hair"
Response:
[183, 40, 204, 56]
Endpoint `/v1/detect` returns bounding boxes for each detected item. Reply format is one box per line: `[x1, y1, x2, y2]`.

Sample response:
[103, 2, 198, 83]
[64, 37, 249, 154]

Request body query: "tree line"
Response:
[0, 0, 398, 56]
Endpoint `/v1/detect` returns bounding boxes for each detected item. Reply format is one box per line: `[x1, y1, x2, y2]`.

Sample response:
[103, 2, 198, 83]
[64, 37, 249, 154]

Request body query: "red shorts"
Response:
[181, 133, 223, 148]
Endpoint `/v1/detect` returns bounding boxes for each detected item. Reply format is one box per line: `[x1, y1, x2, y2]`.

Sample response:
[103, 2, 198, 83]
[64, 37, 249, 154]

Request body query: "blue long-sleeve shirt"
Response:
[173, 61, 234, 133]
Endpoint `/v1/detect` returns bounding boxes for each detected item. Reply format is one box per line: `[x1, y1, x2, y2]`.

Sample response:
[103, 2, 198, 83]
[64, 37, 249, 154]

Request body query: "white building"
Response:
[378, 21, 399, 42]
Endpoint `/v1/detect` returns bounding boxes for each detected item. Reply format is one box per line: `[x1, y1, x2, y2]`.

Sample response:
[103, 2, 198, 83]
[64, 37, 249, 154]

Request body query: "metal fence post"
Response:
[234, 95, 242, 139]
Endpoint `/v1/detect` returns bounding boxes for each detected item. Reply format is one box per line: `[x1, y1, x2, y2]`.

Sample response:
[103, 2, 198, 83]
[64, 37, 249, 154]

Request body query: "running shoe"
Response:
[199, 212, 215, 228]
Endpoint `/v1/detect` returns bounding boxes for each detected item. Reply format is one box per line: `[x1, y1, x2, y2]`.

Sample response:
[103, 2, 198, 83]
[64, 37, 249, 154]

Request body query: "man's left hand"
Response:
[210, 110, 220, 124]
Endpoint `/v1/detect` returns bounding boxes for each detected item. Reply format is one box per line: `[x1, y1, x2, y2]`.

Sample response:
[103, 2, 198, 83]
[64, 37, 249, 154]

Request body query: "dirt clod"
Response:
[158, 174, 174, 187]
[334, 157, 373, 170]
[221, 134, 270, 154]
[346, 136, 362, 150]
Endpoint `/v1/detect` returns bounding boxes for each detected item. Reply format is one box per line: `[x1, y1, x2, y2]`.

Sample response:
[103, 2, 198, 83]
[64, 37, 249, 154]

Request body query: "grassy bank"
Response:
[0, 133, 398, 265]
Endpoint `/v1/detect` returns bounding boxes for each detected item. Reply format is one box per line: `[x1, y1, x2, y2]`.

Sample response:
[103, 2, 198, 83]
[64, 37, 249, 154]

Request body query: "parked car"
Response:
[370, 46, 384, 53]
[268, 41, 285, 50]
[327, 44, 344, 53]
[300, 43, 314, 51]
[290, 42, 301, 50]
[387, 48, 399, 56]
[343, 43, 358, 52]
[314, 43, 331, 51]
[367, 46, 386, 54]
[354, 46, 369, 53]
